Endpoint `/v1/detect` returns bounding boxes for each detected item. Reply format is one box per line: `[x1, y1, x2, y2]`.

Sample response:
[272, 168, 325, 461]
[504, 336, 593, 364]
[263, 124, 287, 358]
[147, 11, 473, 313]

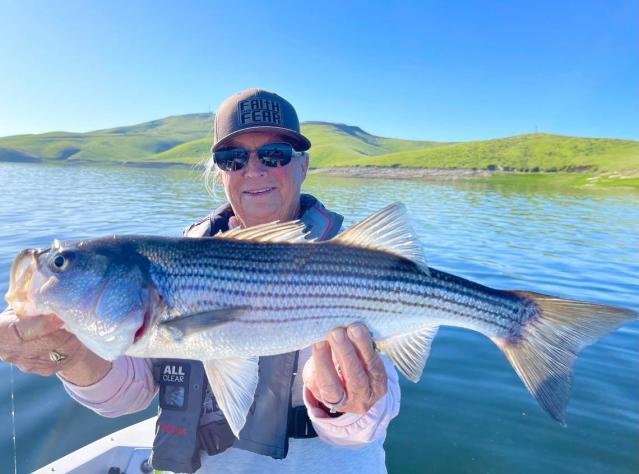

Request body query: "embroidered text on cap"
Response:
[238, 98, 282, 126]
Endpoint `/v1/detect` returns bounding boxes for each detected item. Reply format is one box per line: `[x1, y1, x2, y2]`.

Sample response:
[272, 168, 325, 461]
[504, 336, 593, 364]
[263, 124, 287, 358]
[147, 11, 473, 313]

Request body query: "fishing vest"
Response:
[150, 194, 344, 473]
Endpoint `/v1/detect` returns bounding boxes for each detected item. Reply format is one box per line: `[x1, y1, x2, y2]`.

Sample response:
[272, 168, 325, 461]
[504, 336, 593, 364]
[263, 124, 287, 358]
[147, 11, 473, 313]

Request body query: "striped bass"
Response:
[5, 203, 637, 437]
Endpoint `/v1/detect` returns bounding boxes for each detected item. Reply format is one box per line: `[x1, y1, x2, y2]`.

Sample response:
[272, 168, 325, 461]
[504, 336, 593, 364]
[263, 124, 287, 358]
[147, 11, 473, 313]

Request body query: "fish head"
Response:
[5, 237, 156, 360]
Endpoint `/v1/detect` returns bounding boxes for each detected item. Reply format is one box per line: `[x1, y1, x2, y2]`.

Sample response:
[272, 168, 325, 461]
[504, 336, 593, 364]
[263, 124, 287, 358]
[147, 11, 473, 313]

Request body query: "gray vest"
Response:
[150, 195, 343, 473]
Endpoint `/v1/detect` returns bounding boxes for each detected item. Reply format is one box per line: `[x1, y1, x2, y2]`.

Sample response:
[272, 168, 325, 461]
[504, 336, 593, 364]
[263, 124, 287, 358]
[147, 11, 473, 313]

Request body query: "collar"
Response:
[184, 194, 343, 242]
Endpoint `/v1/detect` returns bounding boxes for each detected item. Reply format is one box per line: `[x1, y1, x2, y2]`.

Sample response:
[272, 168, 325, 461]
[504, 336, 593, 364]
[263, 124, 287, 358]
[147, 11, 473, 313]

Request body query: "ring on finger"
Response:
[48, 350, 67, 365]
[321, 390, 347, 414]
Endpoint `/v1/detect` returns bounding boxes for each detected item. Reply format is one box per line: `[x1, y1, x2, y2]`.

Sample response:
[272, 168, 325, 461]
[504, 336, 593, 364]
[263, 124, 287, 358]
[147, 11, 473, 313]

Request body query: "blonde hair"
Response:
[203, 157, 222, 197]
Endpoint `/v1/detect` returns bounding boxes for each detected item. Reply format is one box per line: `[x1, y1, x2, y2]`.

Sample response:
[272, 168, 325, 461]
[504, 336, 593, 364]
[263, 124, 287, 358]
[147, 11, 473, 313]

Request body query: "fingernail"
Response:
[348, 324, 366, 339]
[331, 328, 346, 342]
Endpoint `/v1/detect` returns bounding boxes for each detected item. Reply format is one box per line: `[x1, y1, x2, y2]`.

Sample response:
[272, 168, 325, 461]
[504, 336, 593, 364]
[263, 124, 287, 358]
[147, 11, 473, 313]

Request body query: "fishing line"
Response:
[10, 363, 17, 474]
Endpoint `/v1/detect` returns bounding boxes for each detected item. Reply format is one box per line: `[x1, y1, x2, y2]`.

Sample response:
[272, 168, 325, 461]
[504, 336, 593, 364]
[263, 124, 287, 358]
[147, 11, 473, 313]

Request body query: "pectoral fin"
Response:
[203, 356, 259, 438]
[160, 306, 250, 340]
[377, 325, 439, 382]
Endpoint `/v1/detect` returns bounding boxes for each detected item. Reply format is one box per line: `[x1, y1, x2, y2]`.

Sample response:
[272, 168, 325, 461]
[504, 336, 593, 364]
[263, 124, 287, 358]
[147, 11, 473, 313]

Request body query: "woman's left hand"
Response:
[303, 323, 388, 415]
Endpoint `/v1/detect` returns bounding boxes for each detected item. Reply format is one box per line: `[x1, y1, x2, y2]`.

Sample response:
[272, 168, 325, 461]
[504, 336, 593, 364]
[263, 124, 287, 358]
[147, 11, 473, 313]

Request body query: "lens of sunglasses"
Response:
[214, 143, 295, 171]
[213, 148, 250, 171]
[257, 143, 293, 167]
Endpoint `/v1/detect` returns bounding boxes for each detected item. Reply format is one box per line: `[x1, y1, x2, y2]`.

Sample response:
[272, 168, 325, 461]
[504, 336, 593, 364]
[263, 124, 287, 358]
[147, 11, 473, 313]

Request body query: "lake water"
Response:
[0, 162, 637, 473]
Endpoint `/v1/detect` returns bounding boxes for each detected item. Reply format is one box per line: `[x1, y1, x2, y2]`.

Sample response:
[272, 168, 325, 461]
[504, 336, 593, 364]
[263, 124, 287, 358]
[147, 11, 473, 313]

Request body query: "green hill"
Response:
[349, 133, 639, 174]
[94, 113, 212, 137]
[154, 138, 213, 165]
[0, 115, 440, 166]
[0, 114, 213, 164]
[1, 115, 637, 187]
[300, 122, 440, 167]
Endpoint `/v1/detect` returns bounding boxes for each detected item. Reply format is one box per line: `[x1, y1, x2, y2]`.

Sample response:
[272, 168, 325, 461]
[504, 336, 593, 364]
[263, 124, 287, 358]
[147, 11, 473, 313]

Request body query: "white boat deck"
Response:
[34, 416, 157, 474]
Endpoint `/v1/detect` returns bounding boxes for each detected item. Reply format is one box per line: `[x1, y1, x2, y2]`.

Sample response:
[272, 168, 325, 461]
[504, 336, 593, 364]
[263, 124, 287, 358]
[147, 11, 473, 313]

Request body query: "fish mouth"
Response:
[5, 248, 48, 318]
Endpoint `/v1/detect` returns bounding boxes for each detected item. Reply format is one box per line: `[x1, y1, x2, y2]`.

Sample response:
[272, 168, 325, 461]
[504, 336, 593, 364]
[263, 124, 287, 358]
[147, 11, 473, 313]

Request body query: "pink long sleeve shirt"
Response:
[62, 349, 400, 473]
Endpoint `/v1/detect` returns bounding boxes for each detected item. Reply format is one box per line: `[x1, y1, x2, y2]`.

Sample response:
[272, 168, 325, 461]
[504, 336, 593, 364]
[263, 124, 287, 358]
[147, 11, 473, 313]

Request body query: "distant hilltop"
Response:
[0, 113, 637, 178]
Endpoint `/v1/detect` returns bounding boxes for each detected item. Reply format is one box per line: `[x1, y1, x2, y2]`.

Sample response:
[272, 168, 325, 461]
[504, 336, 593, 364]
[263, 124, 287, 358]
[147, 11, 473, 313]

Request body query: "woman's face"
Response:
[219, 131, 309, 228]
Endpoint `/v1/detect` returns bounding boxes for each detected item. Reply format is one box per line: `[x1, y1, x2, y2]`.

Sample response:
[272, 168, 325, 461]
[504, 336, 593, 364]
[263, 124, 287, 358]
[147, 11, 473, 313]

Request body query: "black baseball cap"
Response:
[212, 88, 311, 152]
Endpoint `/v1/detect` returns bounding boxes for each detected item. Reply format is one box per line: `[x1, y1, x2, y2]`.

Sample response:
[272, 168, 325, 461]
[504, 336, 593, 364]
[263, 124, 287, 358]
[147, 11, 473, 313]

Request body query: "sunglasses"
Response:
[213, 142, 304, 171]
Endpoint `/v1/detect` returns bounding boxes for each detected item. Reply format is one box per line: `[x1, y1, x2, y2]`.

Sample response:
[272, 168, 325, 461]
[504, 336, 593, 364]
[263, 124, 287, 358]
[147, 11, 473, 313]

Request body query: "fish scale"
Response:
[133, 237, 536, 359]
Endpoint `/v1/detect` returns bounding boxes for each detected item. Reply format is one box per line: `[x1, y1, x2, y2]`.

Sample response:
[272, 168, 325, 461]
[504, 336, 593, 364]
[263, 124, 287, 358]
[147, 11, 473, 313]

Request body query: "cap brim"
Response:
[212, 126, 311, 152]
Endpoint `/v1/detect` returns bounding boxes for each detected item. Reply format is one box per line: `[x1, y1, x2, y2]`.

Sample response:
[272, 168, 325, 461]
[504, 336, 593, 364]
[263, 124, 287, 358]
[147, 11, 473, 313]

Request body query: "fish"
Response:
[5, 203, 637, 437]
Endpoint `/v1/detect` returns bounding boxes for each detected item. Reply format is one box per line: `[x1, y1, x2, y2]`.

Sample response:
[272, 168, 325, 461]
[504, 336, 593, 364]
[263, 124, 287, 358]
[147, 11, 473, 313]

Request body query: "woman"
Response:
[0, 89, 400, 473]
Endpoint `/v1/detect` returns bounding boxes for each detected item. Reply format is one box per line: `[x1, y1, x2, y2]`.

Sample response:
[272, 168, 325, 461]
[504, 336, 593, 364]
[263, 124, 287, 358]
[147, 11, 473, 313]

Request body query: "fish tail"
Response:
[491, 291, 638, 425]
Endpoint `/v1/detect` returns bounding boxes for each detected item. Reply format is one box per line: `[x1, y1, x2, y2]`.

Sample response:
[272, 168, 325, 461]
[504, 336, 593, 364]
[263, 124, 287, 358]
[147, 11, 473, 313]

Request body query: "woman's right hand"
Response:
[0, 306, 112, 385]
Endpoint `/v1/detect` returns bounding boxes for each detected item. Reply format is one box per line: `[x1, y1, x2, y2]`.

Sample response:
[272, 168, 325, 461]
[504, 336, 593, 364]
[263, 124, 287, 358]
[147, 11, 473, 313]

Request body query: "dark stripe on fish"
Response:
[178, 292, 517, 331]
[154, 266, 522, 316]
[158, 274, 524, 327]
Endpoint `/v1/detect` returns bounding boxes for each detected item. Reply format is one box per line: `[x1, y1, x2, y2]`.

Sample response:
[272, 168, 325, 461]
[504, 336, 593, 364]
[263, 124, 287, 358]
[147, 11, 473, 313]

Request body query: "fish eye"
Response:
[50, 252, 73, 271]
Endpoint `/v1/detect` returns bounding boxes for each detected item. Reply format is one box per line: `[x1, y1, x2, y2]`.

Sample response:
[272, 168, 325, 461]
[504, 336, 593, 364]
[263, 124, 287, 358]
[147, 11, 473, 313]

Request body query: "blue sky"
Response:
[0, 0, 637, 141]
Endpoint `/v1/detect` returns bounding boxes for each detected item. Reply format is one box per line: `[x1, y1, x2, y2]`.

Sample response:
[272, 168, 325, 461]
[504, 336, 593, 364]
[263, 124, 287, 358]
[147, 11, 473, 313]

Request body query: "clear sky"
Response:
[0, 0, 637, 141]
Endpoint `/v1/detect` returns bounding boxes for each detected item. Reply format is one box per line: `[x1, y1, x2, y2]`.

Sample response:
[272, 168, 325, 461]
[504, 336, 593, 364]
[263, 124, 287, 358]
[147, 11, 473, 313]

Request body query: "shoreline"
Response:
[309, 166, 493, 180]
[2, 159, 637, 190]
[309, 166, 639, 190]
[0, 158, 201, 169]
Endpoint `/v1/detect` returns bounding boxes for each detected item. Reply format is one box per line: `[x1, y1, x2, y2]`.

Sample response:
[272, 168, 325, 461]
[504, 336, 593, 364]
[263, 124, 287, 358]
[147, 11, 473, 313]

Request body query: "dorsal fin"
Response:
[331, 202, 429, 274]
[216, 220, 313, 243]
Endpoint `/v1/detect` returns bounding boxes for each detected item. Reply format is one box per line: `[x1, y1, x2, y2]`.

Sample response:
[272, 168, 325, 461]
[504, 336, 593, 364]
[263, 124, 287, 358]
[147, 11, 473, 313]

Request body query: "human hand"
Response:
[0, 306, 110, 383]
[303, 323, 388, 415]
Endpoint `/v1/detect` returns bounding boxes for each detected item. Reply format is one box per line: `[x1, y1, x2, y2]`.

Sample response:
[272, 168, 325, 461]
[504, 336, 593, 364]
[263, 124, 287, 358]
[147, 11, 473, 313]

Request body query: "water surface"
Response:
[0, 163, 637, 473]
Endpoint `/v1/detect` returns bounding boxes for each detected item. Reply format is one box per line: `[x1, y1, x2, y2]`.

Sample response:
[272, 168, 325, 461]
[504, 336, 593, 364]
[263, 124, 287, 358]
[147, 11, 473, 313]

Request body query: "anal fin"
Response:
[377, 325, 439, 382]
[203, 356, 259, 438]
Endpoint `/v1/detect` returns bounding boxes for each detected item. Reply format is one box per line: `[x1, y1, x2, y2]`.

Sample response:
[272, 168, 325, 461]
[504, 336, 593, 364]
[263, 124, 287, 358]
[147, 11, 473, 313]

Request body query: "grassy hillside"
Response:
[94, 113, 212, 137]
[0, 114, 213, 163]
[301, 122, 440, 167]
[1, 115, 637, 186]
[153, 138, 213, 165]
[0, 116, 438, 166]
[347, 133, 639, 174]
